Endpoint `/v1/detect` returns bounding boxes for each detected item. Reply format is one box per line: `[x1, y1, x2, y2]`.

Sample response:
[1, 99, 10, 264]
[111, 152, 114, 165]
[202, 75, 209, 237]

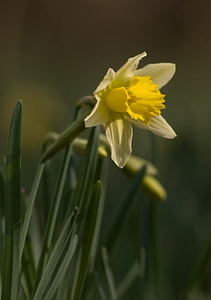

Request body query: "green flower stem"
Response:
[42, 107, 92, 161]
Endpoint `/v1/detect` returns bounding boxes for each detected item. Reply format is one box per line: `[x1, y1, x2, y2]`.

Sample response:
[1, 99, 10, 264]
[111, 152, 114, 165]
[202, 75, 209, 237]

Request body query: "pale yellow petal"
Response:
[134, 63, 176, 89]
[130, 115, 176, 139]
[94, 68, 115, 95]
[84, 100, 109, 127]
[112, 52, 147, 88]
[106, 113, 133, 168]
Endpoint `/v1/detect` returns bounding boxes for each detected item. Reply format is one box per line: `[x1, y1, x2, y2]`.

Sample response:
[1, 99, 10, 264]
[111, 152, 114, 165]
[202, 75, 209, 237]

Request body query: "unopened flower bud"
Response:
[141, 175, 167, 202]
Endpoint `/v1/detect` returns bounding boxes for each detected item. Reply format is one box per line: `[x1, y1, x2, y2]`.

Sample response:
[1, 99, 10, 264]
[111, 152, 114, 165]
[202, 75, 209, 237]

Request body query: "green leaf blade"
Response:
[71, 180, 102, 300]
[33, 210, 78, 300]
[33, 145, 73, 290]
[2, 100, 22, 300]
[71, 126, 100, 211]
[105, 165, 146, 251]
[102, 247, 117, 300]
[0, 168, 5, 285]
[20, 163, 45, 259]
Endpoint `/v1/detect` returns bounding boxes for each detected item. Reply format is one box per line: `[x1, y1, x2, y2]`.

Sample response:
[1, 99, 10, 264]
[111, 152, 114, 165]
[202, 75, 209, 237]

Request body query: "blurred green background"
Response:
[1, 0, 211, 298]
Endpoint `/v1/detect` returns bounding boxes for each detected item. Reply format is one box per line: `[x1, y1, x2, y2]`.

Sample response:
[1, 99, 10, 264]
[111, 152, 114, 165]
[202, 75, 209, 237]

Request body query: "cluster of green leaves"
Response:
[0, 101, 147, 300]
[1, 101, 211, 300]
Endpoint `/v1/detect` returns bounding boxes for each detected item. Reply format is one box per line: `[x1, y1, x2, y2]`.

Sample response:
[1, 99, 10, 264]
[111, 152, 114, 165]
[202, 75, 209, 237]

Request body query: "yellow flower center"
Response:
[104, 76, 165, 125]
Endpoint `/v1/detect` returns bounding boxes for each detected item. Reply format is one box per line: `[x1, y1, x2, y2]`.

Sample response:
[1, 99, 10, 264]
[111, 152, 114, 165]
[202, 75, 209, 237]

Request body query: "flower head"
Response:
[85, 52, 176, 168]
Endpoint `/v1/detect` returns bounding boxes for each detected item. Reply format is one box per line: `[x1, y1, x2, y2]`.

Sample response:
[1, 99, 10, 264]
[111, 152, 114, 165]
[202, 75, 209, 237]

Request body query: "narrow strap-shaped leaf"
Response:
[20, 163, 45, 259]
[42, 235, 78, 300]
[33, 144, 73, 290]
[71, 180, 101, 300]
[117, 248, 146, 299]
[148, 134, 161, 300]
[33, 210, 78, 300]
[89, 158, 108, 271]
[2, 100, 22, 300]
[184, 226, 211, 298]
[21, 240, 35, 300]
[19, 163, 45, 300]
[20, 218, 39, 300]
[0, 167, 5, 217]
[0, 168, 5, 283]
[102, 247, 117, 300]
[81, 159, 109, 300]
[117, 261, 140, 298]
[83, 272, 107, 300]
[105, 165, 146, 251]
[93, 272, 107, 300]
[55, 267, 69, 300]
[71, 126, 100, 212]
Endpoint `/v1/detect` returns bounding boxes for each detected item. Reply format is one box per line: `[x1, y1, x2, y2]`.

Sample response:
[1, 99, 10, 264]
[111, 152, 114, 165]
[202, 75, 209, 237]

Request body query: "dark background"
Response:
[0, 0, 211, 298]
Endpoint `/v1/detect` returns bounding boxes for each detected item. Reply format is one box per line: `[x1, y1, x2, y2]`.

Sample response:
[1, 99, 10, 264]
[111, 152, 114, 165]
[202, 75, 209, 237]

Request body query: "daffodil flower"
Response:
[85, 52, 176, 168]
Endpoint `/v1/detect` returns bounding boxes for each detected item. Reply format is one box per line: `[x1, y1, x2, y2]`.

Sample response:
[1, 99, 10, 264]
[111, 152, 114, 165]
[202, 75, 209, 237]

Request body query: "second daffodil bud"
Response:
[73, 138, 108, 158]
[141, 175, 167, 202]
[124, 155, 158, 177]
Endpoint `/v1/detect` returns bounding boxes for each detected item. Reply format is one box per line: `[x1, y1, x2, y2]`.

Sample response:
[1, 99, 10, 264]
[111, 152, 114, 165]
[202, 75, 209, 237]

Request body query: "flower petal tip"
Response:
[168, 131, 177, 139]
[162, 126, 177, 139]
[111, 153, 130, 168]
[169, 63, 176, 76]
[112, 157, 126, 169]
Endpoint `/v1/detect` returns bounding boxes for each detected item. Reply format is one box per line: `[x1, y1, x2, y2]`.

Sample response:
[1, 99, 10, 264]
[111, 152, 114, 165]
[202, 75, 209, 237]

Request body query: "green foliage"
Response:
[2, 101, 22, 300]
[1, 101, 211, 300]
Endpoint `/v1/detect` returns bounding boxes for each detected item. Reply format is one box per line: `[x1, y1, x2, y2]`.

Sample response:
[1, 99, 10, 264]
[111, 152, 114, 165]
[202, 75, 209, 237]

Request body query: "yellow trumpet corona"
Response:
[85, 52, 176, 168]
